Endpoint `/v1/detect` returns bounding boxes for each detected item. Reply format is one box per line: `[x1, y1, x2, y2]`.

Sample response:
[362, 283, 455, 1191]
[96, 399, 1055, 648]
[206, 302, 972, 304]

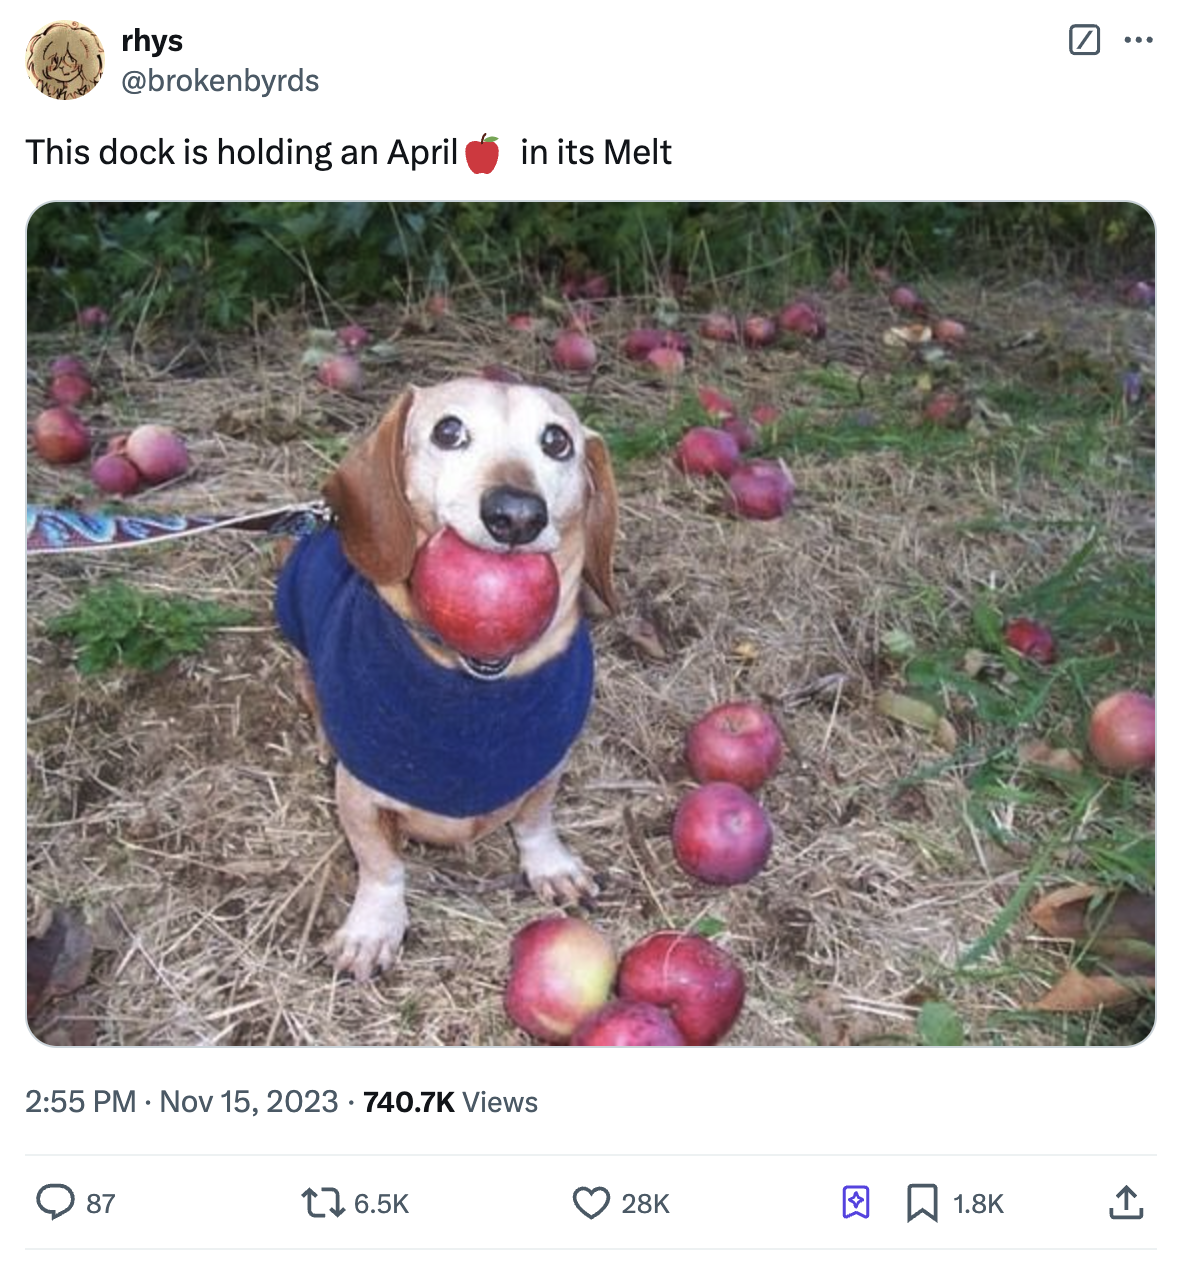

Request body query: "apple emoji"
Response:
[465, 132, 499, 174]
[571, 1000, 686, 1046]
[672, 781, 774, 886]
[504, 916, 616, 1043]
[410, 527, 560, 661]
[673, 427, 741, 478]
[686, 701, 783, 791]
[617, 931, 746, 1044]
[1088, 691, 1155, 773]
[726, 459, 795, 519]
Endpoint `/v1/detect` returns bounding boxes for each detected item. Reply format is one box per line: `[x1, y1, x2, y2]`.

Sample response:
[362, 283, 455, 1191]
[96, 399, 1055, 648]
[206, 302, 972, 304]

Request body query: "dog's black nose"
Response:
[480, 485, 549, 545]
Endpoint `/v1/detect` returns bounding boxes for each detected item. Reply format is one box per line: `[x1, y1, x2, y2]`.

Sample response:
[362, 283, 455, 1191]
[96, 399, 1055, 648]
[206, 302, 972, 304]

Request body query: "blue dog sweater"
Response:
[275, 529, 594, 817]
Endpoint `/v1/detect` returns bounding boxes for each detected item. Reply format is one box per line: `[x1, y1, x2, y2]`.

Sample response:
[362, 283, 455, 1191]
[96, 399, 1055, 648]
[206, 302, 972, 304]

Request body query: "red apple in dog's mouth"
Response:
[410, 527, 560, 662]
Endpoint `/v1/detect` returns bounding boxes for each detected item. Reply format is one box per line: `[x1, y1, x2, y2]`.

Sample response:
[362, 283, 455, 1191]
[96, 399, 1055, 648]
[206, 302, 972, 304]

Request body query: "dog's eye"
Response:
[540, 423, 574, 461]
[431, 416, 470, 450]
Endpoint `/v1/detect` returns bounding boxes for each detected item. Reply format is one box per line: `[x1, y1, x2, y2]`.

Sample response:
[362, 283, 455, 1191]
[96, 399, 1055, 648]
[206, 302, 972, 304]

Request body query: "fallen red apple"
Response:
[722, 415, 759, 452]
[829, 268, 850, 292]
[91, 452, 141, 495]
[337, 324, 371, 351]
[1003, 617, 1057, 665]
[552, 330, 597, 372]
[507, 313, 536, 333]
[647, 346, 685, 376]
[742, 315, 779, 347]
[32, 407, 91, 464]
[923, 390, 967, 425]
[1088, 691, 1155, 773]
[426, 294, 450, 317]
[1123, 280, 1154, 308]
[700, 312, 739, 342]
[77, 305, 109, 329]
[933, 318, 967, 346]
[870, 265, 894, 286]
[890, 285, 925, 314]
[673, 427, 741, 478]
[686, 702, 783, 791]
[672, 781, 774, 886]
[697, 386, 738, 418]
[571, 1000, 686, 1046]
[579, 273, 610, 300]
[317, 353, 364, 394]
[617, 931, 746, 1045]
[411, 527, 560, 661]
[465, 132, 499, 174]
[504, 916, 616, 1043]
[621, 328, 689, 362]
[726, 459, 794, 519]
[125, 424, 190, 485]
[49, 356, 89, 379]
[751, 403, 779, 426]
[778, 301, 826, 339]
[48, 372, 93, 407]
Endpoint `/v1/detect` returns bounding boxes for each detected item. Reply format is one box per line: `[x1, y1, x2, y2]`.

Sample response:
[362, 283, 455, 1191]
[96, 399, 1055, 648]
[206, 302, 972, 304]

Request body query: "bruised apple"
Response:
[672, 782, 774, 885]
[571, 1000, 686, 1046]
[686, 702, 783, 791]
[410, 527, 560, 661]
[617, 931, 746, 1045]
[504, 916, 616, 1043]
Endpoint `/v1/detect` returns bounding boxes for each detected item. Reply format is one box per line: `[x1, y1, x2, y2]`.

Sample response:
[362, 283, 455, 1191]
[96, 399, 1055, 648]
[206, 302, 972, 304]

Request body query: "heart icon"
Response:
[572, 1186, 610, 1219]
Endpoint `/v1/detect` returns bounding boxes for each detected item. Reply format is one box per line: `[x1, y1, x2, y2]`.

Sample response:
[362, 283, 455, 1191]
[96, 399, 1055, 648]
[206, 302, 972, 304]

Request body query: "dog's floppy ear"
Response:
[323, 390, 418, 585]
[581, 432, 620, 614]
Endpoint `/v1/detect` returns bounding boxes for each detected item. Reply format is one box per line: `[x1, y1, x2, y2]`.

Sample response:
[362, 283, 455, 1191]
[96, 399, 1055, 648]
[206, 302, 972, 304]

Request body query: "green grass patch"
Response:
[49, 580, 252, 675]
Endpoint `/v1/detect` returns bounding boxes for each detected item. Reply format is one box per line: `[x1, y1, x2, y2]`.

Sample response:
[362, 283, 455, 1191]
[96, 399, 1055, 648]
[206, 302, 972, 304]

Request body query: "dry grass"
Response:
[26, 281, 1154, 1046]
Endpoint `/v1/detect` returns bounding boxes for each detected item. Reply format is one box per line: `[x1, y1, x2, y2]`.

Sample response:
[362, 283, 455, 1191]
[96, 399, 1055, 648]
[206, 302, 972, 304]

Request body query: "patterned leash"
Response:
[26, 501, 332, 555]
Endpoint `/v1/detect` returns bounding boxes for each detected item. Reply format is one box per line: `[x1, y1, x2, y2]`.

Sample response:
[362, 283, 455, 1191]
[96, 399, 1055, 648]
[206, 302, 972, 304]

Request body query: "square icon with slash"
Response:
[1070, 25, 1100, 54]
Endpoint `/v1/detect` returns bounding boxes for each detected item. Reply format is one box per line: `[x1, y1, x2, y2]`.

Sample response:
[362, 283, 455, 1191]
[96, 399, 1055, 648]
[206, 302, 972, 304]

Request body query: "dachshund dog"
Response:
[276, 380, 618, 979]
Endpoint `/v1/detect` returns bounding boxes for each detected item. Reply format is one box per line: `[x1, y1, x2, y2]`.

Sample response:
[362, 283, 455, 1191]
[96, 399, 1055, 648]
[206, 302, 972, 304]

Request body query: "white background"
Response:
[11, 2, 1173, 1261]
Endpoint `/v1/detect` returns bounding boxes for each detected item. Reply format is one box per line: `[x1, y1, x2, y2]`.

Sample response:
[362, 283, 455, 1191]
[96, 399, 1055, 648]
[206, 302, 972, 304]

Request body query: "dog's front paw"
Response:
[328, 884, 408, 981]
[523, 843, 600, 906]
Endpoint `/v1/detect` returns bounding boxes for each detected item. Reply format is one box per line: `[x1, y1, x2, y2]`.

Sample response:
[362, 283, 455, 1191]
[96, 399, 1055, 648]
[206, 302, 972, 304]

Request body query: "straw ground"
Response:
[26, 278, 1154, 1045]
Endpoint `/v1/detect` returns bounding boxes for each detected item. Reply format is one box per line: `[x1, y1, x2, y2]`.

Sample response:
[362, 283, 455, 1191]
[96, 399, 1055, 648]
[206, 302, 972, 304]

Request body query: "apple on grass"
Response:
[686, 702, 783, 791]
[504, 916, 616, 1043]
[1088, 691, 1154, 773]
[570, 1000, 686, 1046]
[617, 931, 746, 1045]
[465, 133, 499, 174]
[411, 528, 560, 663]
[727, 459, 794, 520]
[672, 782, 773, 886]
[673, 427, 740, 478]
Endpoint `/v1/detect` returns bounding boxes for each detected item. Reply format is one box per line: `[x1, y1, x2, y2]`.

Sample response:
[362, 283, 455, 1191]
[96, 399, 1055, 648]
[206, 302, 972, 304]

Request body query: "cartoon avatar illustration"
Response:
[26, 21, 104, 100]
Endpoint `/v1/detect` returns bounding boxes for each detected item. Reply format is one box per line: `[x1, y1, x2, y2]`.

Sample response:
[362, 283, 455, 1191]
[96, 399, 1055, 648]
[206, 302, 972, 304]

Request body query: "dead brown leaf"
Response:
[1034, 967, 1154, 1012]
[1017, 739, 1084, 777]
[27, 908, 94, 1018]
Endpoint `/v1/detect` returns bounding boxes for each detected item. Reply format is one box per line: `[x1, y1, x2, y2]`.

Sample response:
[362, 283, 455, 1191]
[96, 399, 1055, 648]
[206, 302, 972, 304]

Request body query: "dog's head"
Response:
[324, 379, 618, 667]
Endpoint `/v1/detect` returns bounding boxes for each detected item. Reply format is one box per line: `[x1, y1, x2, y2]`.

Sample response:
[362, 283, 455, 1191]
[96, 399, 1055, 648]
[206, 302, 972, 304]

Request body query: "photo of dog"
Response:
[276, 379, 618, 980]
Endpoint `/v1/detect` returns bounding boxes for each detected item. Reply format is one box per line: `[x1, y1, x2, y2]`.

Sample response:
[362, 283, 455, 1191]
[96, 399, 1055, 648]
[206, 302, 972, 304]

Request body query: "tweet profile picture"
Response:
[26, 20, 104, 100]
